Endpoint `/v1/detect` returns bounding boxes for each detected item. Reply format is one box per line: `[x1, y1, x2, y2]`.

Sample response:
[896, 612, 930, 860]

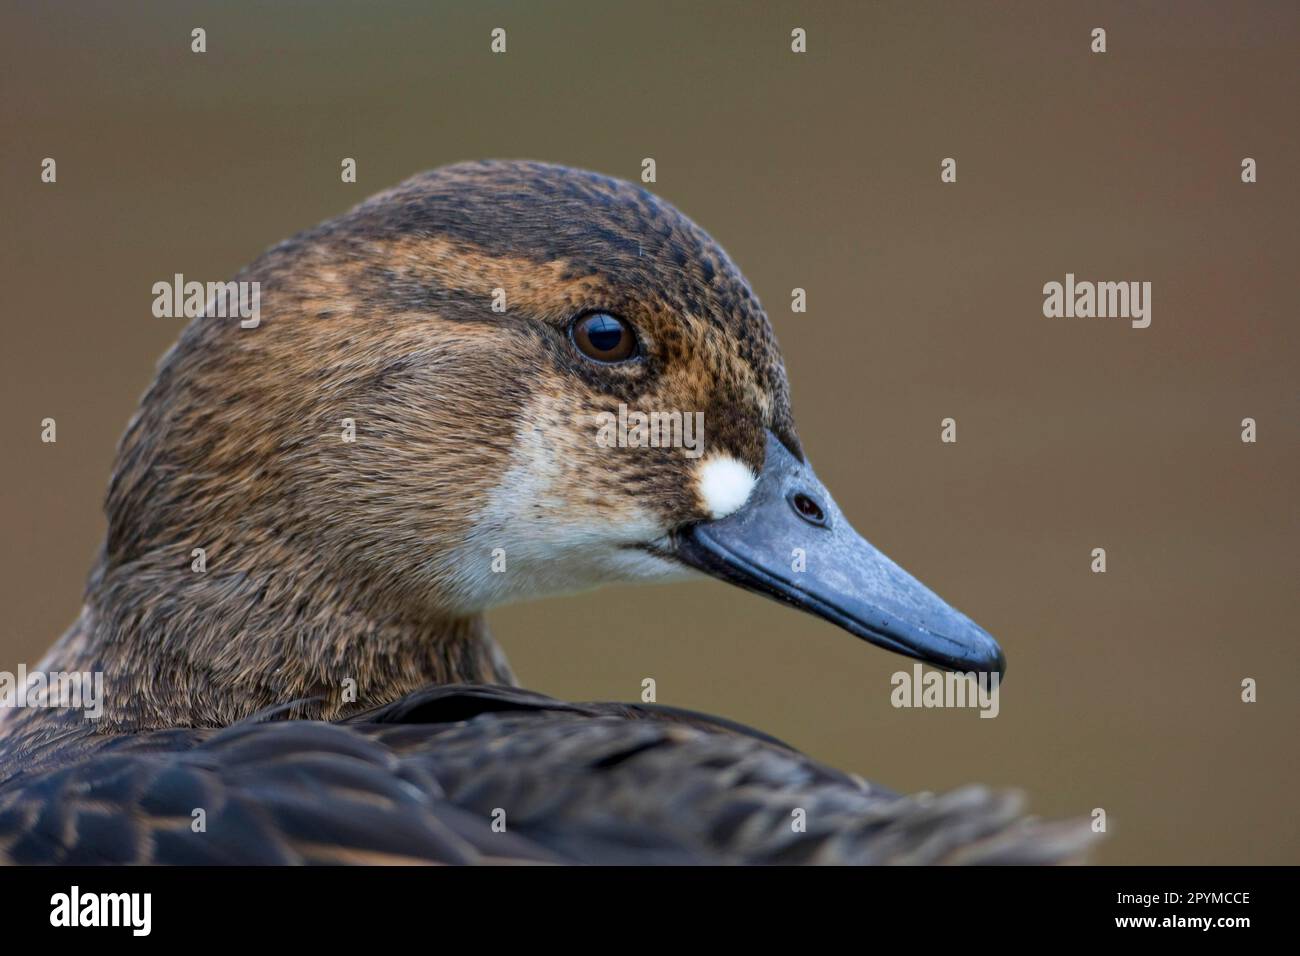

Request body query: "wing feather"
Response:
[0, 684, 1096, 864]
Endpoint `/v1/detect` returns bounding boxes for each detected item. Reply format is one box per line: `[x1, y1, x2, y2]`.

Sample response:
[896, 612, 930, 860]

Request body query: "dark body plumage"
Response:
[0, 686, 1087, 865]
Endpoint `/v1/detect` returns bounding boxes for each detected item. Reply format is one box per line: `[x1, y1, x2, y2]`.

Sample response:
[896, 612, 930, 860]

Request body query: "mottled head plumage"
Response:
[28, 161, 802, 730]
[107, 161, 799, 614]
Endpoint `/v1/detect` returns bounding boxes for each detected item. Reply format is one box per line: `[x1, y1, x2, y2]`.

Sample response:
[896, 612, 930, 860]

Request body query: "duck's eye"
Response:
[571, 312, 638, 363]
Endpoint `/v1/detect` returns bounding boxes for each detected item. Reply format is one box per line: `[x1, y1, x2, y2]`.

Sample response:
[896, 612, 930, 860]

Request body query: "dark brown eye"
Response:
[571, 312, 638, 363]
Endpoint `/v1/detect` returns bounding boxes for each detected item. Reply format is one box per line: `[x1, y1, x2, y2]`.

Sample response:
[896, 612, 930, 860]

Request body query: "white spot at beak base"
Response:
[696, 455, 758, 520]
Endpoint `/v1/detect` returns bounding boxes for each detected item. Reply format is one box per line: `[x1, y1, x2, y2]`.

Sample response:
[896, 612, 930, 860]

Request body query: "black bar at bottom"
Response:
[0, 864, 1282, 941]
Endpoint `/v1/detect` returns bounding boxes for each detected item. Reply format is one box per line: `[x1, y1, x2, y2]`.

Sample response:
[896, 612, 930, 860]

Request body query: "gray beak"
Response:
[673, 431, 1006, 676]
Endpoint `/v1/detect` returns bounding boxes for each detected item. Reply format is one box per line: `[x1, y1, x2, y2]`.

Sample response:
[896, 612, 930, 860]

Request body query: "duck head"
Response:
[98, 161, 1001, 724]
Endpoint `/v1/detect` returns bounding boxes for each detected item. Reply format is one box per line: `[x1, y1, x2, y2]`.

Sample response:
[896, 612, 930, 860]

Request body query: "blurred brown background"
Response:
[2, 1, 1296, 864]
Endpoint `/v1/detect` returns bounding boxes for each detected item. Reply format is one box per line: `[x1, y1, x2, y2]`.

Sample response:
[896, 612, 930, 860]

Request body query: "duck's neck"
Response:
[11, 544, 516, 737]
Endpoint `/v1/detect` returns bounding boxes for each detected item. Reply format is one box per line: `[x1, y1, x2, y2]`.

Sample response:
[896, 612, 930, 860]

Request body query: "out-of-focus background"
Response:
[2, 1, 1296, 864]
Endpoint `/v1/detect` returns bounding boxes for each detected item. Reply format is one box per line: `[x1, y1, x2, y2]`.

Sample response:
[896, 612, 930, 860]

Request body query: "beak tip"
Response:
[906, 622, 1006, 680]
[987, 642, 1008, 680]
[958, 622, 1006, 679]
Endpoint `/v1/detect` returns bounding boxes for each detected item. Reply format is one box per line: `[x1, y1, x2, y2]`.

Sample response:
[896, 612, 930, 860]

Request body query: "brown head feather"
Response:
[7, 161, 797, 737]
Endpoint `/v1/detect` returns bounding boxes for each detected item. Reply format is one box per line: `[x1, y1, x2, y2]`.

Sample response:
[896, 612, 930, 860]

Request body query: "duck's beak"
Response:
[673, 432, 1005, 676]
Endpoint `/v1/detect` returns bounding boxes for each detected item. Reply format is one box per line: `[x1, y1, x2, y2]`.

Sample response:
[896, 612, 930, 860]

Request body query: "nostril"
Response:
[789, 491, 827, 526]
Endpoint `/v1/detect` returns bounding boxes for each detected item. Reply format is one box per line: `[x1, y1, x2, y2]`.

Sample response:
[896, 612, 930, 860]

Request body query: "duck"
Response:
[0, 160, 1093, 865]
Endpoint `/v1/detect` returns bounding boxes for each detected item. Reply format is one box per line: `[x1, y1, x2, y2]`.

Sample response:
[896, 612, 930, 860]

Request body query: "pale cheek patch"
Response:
[696, 455, 757, 520]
